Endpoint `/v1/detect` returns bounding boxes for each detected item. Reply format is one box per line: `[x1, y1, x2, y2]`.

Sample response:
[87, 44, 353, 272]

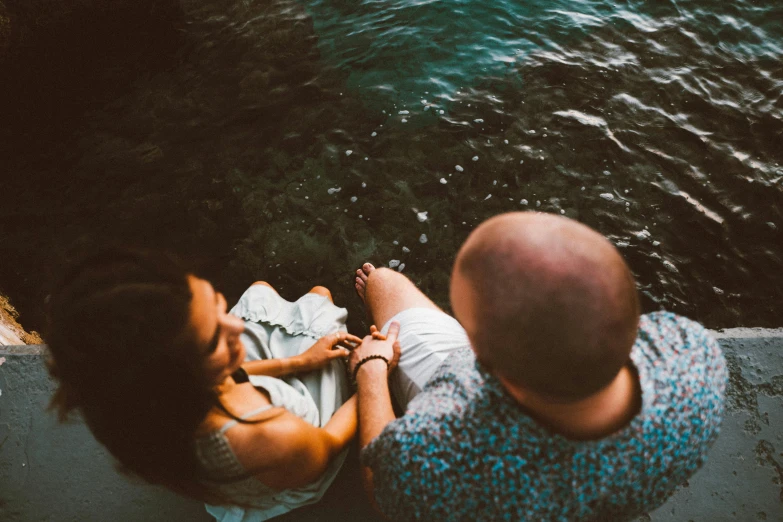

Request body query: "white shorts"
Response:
[380, 308, 472, 411]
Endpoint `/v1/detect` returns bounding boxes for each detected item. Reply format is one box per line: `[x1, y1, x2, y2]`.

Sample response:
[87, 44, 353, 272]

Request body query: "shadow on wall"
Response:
[0, 0, 180, 59]
[0, 0, 184, 337]
[0, 0, 182, 129]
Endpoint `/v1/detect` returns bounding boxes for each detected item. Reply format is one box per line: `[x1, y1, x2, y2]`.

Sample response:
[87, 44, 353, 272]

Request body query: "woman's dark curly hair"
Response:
[46, 247, 226, 501]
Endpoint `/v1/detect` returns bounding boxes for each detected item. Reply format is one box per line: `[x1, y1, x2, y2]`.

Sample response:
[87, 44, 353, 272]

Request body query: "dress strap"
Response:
[231, 367, 250, 383]
[219, 404, 276, 433]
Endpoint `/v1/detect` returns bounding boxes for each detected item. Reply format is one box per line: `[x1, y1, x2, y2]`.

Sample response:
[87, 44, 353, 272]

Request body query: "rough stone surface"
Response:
[0, 294, 42, 346]
[0, 331, 780, 521]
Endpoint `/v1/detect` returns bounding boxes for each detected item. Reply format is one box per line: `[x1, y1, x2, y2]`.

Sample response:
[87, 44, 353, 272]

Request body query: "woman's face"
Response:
[188, 275, 247, 384]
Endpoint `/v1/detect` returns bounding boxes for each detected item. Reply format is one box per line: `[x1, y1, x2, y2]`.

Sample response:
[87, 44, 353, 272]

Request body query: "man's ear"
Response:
[474, 347, 527, 404]
[472, 350, 492, 372]
[496, 374, 528, 405]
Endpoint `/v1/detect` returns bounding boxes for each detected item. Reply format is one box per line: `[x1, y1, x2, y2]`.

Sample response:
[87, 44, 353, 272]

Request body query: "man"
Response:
[348, 212, 726, 521]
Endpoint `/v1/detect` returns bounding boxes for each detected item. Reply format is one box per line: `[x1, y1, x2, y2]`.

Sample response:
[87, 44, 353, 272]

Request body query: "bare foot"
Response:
[354, 263, 376, 304]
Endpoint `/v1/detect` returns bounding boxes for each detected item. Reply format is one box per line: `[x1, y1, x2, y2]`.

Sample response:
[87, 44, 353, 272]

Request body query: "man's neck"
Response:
[502, 365, 642, 441]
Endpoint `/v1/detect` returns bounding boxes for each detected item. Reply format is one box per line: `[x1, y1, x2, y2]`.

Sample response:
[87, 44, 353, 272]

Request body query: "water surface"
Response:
[0, 0, 781, 332]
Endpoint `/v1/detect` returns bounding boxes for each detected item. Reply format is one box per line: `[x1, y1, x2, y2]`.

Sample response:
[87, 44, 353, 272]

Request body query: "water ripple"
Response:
[0, 0, 781, 329]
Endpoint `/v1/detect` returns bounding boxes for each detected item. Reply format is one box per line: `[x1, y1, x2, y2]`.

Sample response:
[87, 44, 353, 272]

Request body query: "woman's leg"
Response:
[307, 285, 334, 303]
[253, 280, 333, 304]
[251, 280, 278, 292]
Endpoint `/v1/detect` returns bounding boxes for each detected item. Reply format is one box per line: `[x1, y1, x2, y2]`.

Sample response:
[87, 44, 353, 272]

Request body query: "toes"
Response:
[354, 263, 374, 303]
[356, 267, 371, 283]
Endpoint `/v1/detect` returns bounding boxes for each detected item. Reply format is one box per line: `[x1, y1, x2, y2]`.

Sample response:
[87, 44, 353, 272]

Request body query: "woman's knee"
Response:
[252, 281, 276, 291]
[308, 285, 333, 303]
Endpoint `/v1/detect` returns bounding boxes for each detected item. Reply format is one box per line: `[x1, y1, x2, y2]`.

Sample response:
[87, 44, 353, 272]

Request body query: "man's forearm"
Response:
[357, 360, 396, 446]
[356, 360, 396, 516]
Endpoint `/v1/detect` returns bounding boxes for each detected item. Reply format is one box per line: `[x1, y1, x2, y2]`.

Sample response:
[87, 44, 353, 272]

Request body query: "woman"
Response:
[46, 248, 363, 521]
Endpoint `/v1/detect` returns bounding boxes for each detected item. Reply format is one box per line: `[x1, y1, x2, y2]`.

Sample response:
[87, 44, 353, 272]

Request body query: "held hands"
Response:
[348, 321, 402, 377]
[299, 331, 363, 371]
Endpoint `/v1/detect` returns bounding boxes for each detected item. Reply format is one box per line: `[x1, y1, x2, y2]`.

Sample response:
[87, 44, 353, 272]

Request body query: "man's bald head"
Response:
[451, 212, 640, 401]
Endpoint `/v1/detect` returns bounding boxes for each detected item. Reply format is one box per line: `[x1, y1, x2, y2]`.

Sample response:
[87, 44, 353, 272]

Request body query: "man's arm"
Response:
[350, 322, 402, 515]
[356, 359, 396, 512]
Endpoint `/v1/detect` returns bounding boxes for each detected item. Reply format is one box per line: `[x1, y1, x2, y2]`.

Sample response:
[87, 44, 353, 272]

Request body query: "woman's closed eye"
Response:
[206, 323, 222, 354]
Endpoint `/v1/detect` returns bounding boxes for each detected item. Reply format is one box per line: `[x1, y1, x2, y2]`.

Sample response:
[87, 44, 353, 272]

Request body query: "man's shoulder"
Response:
[639, 310, 712, 342]
[635, 311, 723, 367]
[633, 310, 726, 406]
[631, 312, 727, 475]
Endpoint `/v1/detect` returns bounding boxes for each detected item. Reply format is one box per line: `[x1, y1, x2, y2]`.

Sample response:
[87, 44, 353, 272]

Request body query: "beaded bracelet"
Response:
[351, 354, 390, 385]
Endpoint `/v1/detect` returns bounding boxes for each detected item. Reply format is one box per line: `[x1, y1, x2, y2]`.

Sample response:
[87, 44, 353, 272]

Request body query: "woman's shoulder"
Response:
[224, 408, 328, 490]
[197, 382, 276, 433]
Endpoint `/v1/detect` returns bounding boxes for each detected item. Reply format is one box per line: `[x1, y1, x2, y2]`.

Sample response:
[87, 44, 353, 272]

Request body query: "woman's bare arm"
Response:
[230, 395, 358, 490]
[242, 331, 361, 378]
[242, 356, 308, 378]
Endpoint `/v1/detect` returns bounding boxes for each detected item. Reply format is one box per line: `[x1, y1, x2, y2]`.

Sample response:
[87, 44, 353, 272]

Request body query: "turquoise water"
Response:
[0, 0, 781, 330]
[304, 0, 782, 105]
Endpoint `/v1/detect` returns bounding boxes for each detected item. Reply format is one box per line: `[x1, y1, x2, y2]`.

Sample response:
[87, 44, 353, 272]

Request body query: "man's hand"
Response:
[349, 322, 402, 376]
[298, 331, 362, 371]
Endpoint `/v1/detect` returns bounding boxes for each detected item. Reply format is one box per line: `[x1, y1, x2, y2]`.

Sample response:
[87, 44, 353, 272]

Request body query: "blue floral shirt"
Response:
[362, 312, 727, 521]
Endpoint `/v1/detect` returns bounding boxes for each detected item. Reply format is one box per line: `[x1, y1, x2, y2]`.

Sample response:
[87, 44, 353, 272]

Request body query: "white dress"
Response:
[199, 285, 351, 522]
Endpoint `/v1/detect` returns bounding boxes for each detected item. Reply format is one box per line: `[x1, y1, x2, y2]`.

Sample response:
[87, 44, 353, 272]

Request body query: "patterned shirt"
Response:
[362, 312, 727, 521]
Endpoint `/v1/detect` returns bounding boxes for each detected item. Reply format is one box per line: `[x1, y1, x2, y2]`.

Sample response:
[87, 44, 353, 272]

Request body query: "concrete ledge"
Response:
[713, 328, 783, 339]
[641, 330, 783, 522]
[0, 344, 46, 355]
[0, 348, 381, 522]
[1, 332, 781, 521]
[0, 353, 212, 522]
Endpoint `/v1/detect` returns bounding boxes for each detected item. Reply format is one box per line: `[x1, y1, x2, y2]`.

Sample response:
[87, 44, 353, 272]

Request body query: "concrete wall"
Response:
[0, 331, 781, 521]
[0, 347, 211, 521]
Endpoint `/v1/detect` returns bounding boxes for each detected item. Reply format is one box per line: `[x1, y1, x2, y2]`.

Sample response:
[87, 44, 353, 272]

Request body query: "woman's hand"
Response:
[298, 331, 363, 372]
[348, 321, 402, 376]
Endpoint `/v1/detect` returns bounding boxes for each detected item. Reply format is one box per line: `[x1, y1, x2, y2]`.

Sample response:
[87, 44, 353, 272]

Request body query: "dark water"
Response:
[1, 0, 781, 334]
